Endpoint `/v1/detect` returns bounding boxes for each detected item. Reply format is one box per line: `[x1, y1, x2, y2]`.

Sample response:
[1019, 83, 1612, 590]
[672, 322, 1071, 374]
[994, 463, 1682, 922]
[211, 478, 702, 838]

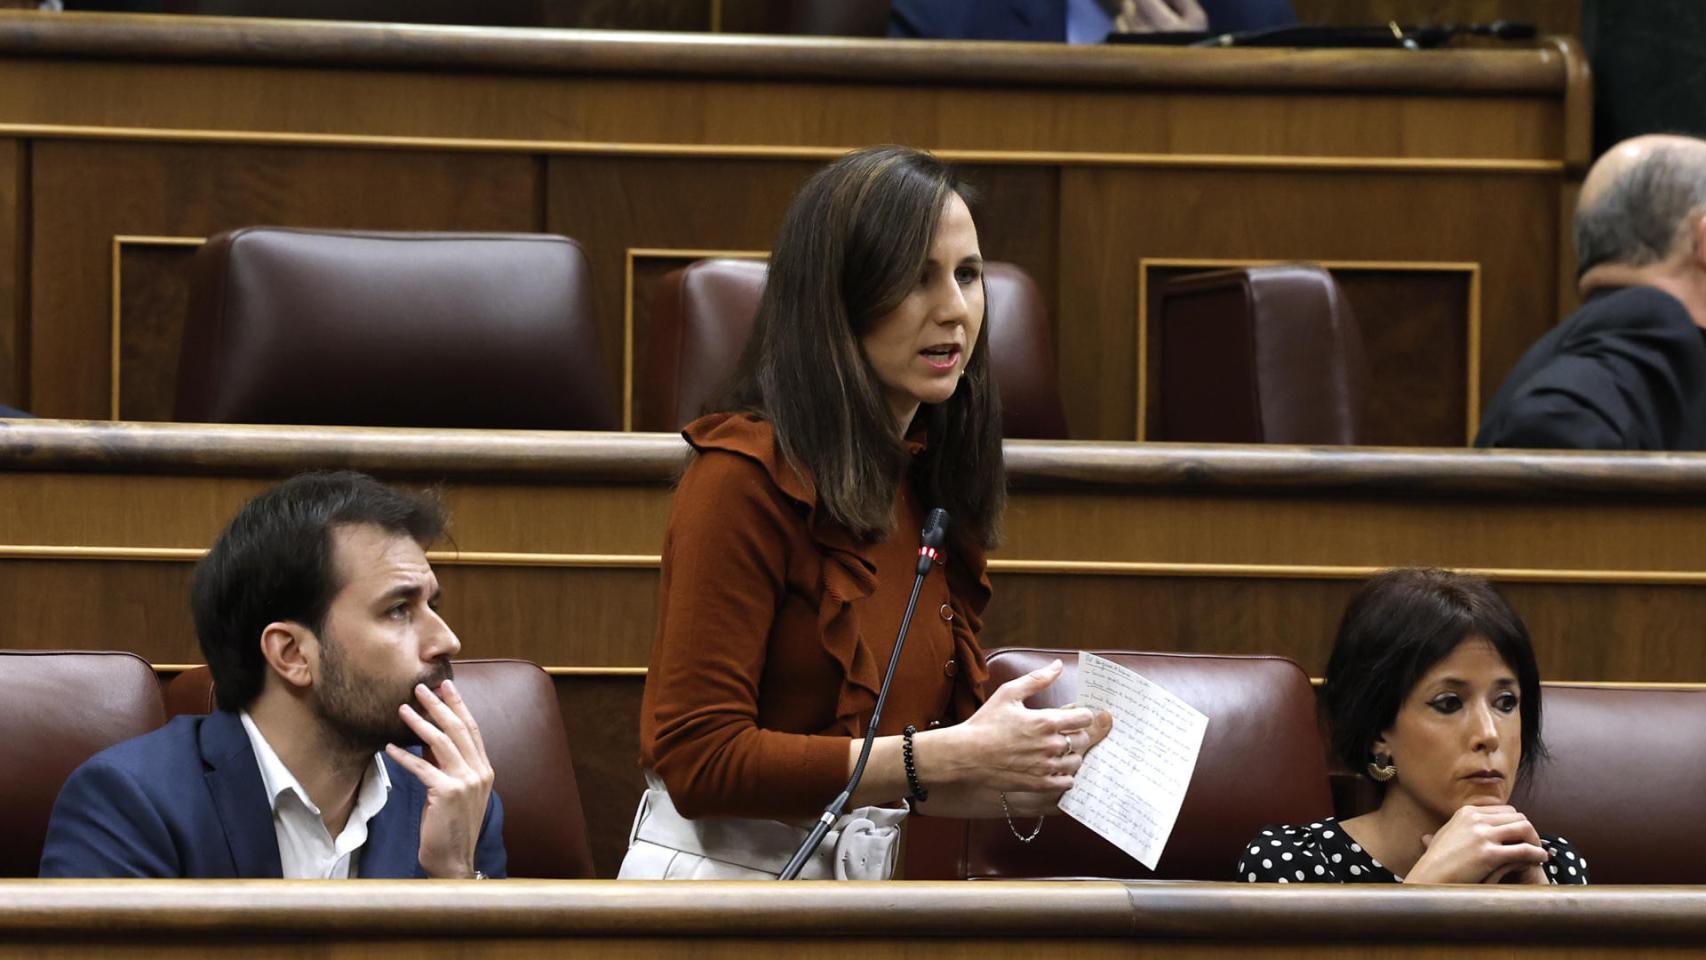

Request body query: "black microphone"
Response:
[778, 508, 949, 880]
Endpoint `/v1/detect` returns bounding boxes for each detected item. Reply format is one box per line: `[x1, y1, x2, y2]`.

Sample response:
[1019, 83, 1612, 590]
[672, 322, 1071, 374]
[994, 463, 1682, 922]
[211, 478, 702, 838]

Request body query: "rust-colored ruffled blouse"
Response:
[638, 413, 992, 820]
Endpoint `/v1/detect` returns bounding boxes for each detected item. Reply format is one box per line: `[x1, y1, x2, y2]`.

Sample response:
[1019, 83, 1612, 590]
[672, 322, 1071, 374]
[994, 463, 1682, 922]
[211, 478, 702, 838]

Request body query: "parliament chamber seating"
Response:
[639, 258, 1071, 438]
[906, 649, 1332, 880]
[173, 228, 618, 430]
[0, 651, 166, 877]
[1155, 265, 1369, 444]
[1512, 684, 1706, 885]
[166, 658, 596, 879]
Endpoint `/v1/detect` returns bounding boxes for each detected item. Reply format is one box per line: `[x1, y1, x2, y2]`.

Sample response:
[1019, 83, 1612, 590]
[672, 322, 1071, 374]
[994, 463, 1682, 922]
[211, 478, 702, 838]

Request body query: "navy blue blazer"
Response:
[39, 710, 507, 878]
[890, 0, 1296, 41]
[1476, 286, 1706, 451]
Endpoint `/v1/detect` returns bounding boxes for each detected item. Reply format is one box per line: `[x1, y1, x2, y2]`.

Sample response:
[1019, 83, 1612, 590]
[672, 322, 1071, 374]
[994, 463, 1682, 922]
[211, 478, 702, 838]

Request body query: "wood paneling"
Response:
[0, 13, 1571, 96]
[1, 879, 1704, 959]
[982, 576, 1706, 683]
[1293, 0, 1582, 38]
[29, 141, 540, 418]
[115, 241, 200, 422]
[0, 561, 200, 662]
[0, 938, 1695, 960]
[18, 561, 1706, 686]
[1061, 168, 1556, 439]
[556, 674, 645, 877]
[1142, 264, 1475, 445]
[1338, 268, 1475, 444]
[7, 424, 1706, 683]
[436, 566, 659, 667]
[550, 157, 817, 426]
[0, 15, 1583, 439]
[0, 138, 18, 409]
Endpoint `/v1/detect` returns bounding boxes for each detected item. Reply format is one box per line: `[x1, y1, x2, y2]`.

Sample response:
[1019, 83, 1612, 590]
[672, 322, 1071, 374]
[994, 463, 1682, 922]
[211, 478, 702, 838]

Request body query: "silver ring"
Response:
[1062, 735, 1077, 757]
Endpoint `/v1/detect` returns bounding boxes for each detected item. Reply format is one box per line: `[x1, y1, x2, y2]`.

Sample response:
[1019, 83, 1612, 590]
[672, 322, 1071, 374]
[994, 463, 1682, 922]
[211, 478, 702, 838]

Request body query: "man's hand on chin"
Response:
[1116, 0, 1209, 33]
[386, 678, 495, 879]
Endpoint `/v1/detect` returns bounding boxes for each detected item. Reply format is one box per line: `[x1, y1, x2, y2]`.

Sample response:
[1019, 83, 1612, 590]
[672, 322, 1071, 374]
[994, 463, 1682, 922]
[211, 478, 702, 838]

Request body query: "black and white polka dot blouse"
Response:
[1237, 816, 1590, 884]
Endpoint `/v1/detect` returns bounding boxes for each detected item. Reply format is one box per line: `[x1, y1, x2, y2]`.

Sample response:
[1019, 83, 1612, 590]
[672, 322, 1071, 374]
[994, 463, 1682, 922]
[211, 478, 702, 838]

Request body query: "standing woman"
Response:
[620, 146, 1111, 880]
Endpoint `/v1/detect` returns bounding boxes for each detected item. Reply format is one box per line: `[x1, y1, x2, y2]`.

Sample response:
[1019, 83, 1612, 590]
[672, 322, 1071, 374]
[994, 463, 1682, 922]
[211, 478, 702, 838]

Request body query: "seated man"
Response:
[40, 471, 505, 878]
[1477, 135, 1706, 451]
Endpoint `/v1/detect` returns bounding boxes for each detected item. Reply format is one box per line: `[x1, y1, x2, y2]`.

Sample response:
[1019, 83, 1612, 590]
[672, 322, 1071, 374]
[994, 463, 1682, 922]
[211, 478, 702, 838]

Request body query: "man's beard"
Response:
[312, 632, 454, 756]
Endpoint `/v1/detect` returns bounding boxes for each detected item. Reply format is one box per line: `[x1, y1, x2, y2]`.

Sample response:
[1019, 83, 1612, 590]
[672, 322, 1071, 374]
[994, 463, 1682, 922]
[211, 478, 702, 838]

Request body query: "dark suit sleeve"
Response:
[474, 790, 507, 879]
[39, 759, 181, 878]
[1475, 358, 1632, 449]
[1201, 0, 1296, 32]
[1476, 310, 1706, 450]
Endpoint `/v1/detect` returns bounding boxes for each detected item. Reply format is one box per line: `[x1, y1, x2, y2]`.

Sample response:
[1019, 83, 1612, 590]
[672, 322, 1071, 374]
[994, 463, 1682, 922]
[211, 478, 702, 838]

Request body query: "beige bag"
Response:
[617, 772, 906, 880]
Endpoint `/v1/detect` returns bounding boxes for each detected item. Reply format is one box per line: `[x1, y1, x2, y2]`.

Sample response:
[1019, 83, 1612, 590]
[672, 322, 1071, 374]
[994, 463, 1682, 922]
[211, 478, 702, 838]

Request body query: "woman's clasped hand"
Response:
[1407, 805, 1551, 885]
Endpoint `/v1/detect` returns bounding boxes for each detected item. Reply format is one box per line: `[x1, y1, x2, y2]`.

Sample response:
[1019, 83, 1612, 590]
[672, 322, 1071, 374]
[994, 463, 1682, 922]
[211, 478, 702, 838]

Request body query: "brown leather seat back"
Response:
[0, 651, 166, 877]
[639, 258, 767, 434]
[909, 648, 1332, 880]
[175, 228, 617, 430]
[1511, 684, 1706, 884]
[639, 258, 1070, 438]
[163, 664, 218, 717]
[1157, 264, 1367, 444]
[166, 659, 594, 878]
[984, 262, 1070, 439]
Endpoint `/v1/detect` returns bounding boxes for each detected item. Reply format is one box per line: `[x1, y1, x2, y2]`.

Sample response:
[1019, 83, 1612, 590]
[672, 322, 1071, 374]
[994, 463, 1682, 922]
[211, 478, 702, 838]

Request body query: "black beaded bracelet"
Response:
[901, 724, 929, 803]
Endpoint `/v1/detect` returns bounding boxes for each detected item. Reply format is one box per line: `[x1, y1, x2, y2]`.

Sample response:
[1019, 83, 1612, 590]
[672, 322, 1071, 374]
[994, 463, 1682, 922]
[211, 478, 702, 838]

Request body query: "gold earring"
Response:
[1367, 755, 1397, 782]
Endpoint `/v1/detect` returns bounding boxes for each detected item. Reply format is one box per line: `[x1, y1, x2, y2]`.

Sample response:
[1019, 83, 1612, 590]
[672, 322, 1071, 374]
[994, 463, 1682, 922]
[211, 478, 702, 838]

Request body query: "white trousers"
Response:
[617, 772, 906, 880]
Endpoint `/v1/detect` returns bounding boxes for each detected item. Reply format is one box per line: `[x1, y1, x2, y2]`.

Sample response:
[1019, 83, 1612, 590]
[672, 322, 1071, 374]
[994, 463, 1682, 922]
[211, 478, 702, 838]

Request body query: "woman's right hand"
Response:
[922, 660, 1113, 795]
[1403, 805, 1550, 884]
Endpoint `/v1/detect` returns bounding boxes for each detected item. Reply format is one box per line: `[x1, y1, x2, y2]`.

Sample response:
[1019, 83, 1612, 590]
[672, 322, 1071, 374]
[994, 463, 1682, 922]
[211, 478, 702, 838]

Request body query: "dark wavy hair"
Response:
[1322, 568, 1546, 785]
[191, 471, 446, 712]
[718, 145, 1005, 549]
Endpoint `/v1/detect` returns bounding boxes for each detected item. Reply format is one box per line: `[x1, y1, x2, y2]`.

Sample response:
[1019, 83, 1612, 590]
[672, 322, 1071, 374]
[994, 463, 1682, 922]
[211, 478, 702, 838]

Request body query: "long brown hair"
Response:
[718, 145, 1005, 549]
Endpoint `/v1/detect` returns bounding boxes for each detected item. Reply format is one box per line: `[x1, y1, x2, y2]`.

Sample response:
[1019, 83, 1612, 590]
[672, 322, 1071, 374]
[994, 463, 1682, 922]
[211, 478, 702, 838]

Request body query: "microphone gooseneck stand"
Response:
[777, 508, 950, 880]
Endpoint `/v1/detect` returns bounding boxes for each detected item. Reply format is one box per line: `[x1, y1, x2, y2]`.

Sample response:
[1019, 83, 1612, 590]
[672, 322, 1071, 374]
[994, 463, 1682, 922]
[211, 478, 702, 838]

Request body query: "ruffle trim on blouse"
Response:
[684, 412, 991, 731]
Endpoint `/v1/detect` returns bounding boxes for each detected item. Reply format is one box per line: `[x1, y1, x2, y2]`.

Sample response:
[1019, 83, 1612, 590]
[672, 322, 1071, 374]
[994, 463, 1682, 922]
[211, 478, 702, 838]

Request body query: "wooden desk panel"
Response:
[0, 13, 1587, 444]
[10, 419, 1704, 874]
[0, 881, 1703, 959]
[4, 420, 1705, 679]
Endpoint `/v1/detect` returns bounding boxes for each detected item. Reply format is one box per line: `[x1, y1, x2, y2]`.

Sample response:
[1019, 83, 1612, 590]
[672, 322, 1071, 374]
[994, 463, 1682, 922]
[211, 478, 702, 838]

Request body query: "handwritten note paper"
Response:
[1057, 652, 1209, 871]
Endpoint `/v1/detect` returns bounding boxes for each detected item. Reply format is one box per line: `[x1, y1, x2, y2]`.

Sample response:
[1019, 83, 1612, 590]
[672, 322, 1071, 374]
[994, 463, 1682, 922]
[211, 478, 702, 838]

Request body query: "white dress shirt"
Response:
[240, 711, 392, 879]
[1066, 0, 1116, 43]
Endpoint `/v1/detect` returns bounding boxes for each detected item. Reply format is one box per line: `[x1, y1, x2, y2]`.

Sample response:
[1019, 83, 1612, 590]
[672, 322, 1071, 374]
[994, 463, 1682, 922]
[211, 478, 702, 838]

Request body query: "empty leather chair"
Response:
[639, 258, 1070, 438]
[175, 228, 618, 430]
[1512, 684, 1706, 884]
[1, 651, 166, 876]
[641, 259, 769, 437]
[166, 658, 595, 879]
[1156, 264, 1368, 444]
[905, 649, 1332, 880]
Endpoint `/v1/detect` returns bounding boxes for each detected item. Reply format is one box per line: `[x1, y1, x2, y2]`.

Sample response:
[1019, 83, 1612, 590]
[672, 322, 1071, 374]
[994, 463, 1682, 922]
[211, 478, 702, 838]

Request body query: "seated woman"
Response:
[1241, 568, 1588, 885]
